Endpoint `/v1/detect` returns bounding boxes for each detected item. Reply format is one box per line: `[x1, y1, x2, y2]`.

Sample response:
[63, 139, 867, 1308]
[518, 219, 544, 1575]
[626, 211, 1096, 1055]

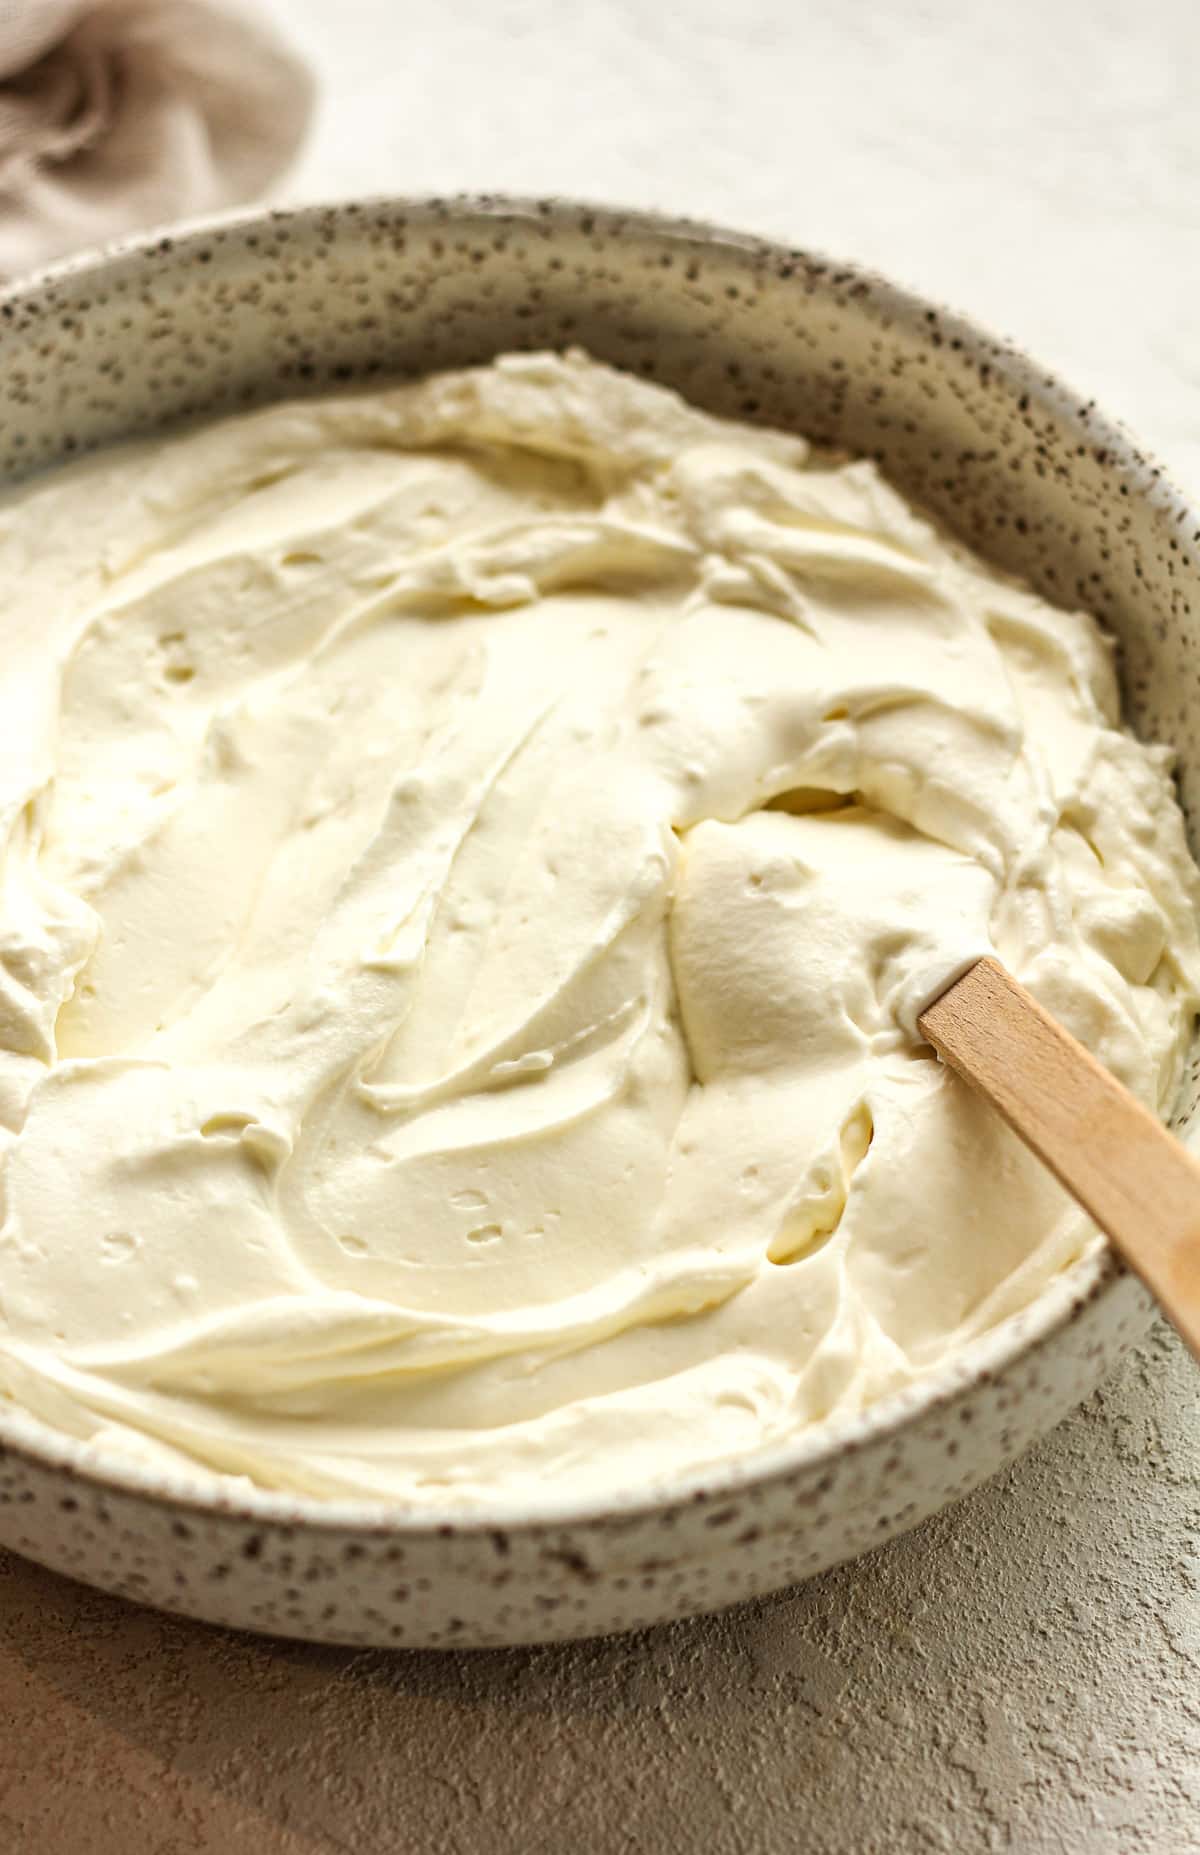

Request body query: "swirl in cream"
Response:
[0, 351, 1196, 1504]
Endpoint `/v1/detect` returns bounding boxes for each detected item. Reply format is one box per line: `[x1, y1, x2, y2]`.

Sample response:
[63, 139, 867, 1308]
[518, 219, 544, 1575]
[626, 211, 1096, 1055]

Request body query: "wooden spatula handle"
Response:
[918, 955, 1200, 1361]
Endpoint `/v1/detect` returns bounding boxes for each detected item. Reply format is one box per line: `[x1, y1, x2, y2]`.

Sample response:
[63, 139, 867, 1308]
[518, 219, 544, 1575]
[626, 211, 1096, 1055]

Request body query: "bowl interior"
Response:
[0, 196, 1195, 1528]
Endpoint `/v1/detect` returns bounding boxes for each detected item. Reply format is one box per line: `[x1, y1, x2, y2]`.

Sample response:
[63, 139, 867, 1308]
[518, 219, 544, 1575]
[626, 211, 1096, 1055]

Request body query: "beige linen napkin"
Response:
[0, 0, 313, 277]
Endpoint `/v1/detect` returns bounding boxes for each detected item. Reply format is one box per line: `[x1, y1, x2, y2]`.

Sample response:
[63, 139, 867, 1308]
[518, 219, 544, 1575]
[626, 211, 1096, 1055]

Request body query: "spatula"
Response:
[918, 955, 1200, 1361]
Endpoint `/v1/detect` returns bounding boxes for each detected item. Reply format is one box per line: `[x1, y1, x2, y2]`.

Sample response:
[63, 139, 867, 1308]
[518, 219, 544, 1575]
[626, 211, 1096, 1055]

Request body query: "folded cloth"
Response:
[0, 0, 313, 277]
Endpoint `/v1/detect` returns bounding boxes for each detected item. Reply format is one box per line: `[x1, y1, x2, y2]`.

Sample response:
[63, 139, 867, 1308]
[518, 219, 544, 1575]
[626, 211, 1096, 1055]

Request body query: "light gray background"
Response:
[1, 3, 1198, 1850]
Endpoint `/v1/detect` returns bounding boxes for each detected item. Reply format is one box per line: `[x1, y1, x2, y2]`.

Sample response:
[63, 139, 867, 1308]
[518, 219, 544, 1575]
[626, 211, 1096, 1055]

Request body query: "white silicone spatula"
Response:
[918, 955, 1200, 1361]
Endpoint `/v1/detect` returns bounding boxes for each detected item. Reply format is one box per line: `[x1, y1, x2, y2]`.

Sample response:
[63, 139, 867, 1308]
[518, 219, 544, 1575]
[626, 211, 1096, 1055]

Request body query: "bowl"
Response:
[0, 196, 1195, 1649]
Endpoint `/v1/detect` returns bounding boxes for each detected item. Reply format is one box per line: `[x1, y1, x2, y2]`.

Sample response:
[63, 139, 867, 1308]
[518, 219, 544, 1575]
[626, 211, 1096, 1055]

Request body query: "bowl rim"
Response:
[0, 191, 1184, 1539]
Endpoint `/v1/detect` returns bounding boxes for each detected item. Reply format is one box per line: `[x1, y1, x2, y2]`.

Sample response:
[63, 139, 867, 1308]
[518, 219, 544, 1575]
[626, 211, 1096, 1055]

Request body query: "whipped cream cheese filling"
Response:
[1, 350, 1197, 1506]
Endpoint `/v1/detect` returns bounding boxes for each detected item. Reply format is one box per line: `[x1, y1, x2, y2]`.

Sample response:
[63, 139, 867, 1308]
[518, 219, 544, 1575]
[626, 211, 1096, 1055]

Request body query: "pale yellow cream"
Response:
[0, 350, 1197, 1505]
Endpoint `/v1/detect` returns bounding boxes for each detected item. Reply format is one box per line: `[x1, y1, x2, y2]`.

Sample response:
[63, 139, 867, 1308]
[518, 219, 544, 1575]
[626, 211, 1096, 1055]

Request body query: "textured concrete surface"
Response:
[1, 1, 1199, 1849]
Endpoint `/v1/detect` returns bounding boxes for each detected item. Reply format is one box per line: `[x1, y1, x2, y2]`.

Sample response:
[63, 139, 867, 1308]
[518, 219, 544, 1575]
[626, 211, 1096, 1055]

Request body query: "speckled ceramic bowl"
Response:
[0, 197, 1195, 1648]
